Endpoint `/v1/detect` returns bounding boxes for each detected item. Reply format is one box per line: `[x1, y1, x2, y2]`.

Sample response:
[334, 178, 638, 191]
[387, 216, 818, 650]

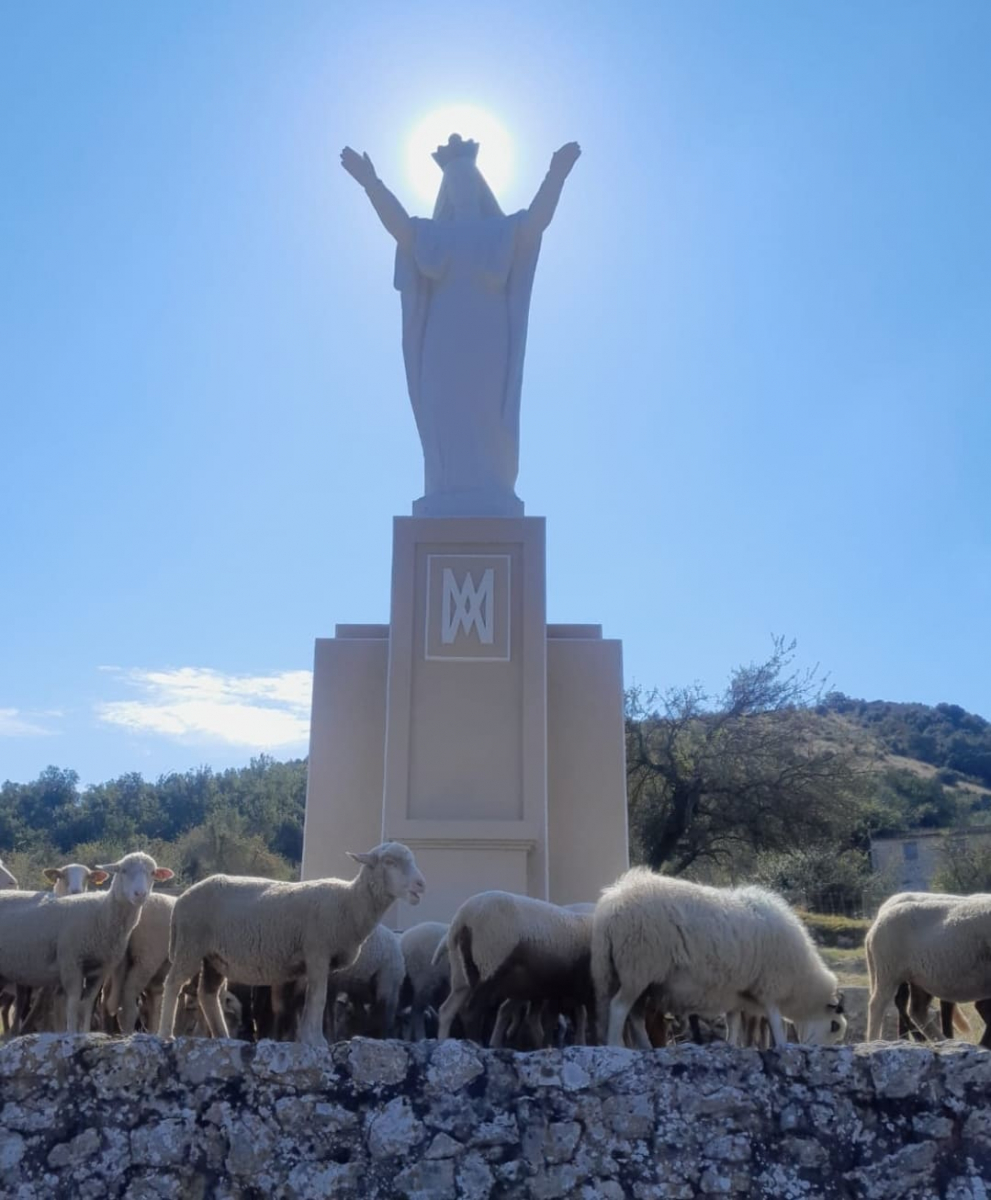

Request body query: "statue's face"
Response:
[440, 160, 481, 217]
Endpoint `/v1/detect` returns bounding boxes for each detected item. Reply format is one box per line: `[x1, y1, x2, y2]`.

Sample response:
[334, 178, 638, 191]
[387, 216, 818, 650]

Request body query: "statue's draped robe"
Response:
[394, 213, 542, 511]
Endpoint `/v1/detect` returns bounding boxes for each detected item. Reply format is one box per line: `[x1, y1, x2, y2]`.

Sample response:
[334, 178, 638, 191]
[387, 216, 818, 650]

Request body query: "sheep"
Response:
[158, 841, 425, 1046]
[865, 890, 991, 1044]
[435, 892, 595, 1048]
[0, 857, 18, 889]
[45, 863, 109, 896]
[592, 869, 847, 1048]
[399, 921, 449, 1040]
[0, 852, 173, 1033]
[325, 923, 405, 1041]
[8, 862, 113, 1034]
[105, 892, 176, 1033]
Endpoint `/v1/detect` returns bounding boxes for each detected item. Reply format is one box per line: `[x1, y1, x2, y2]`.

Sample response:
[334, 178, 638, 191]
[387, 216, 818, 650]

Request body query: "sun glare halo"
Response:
[405, 104, 514, 210]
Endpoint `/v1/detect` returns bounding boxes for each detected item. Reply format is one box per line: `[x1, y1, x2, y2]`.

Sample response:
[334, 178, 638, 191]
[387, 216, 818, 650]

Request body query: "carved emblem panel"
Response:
[424, 554, 512, 661]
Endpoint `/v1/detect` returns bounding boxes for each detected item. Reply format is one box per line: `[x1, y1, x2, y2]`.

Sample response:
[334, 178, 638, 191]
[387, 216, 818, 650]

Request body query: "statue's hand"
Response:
[550, 142, 581, 177]
[341, 147, 378, 188]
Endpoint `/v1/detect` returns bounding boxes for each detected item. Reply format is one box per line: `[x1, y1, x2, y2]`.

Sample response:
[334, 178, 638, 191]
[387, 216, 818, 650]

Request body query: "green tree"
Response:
[627, 638, 871, 874]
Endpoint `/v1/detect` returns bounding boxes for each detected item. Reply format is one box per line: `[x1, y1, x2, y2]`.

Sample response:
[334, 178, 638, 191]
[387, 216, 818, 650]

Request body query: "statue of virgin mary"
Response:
[342, 134, 581, 516]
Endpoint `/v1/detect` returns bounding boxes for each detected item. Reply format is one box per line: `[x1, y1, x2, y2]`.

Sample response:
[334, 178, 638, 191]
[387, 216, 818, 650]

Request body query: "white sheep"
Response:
[399, 921, 449, 1040]
[0, 852, 174, 1033]
[0, 857, 18, 890]
[44, 863, 109, 896]
[324, 923, 405, 1041]
[435, 891, 595, 1048]
[105, 892, 176, 1033]
[158, 841, 425, 1045]
[592, 869, 847, 1048]
[865, 890, 991, 1044]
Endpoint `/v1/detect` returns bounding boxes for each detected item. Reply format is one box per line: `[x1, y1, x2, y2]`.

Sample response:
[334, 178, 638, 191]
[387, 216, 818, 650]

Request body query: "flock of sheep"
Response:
[0, 845, 987, 1051]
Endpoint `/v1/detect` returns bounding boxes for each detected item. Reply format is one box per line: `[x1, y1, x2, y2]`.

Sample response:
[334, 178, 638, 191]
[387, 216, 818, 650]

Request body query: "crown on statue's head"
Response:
[432, 133, 479, 170]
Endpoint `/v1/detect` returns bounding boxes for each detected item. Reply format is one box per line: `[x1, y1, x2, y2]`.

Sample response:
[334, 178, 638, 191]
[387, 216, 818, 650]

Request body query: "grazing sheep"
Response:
[0, 852, 173, 1033]
[45, 864, 109, 896]
[592, 869, 846, 1048]
[105, 892, 176, 1033]
[399, 922, 449, 1040]
[325, 923, 405, 1041]
[435, 892, 595, 1047]
[866, 891, 991, 1044]
[158, 841, 425, 1046]
[0, 858, 18, 890]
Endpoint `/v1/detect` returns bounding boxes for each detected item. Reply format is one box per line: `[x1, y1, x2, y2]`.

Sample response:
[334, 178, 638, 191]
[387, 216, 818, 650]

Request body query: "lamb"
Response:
[435, 892, 595, 1047]
[399, 921, 450, 1040]
[325, 923, 405, 1041]
[158, 841, 425, 1045]
[592, 869, 847, 1048]
[0, 852, 174, 1033]
[865, 890, 991, 1044]
[45, 863, 109, 895]
[0, 857, 17, 889]
[105, 892, 176, 1033]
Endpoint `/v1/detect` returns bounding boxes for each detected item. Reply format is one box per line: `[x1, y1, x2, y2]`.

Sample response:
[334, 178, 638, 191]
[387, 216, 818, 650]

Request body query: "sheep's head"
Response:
[792, 992, 847, 1046]
[349, 842, 426, 907]
[97, 852, 174, 907]
[44, 864, 110, 896]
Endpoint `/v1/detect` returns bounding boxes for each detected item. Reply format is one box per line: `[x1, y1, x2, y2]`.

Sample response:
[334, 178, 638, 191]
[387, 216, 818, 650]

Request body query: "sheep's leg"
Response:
[61, 967, 85, 1034]
[725, 1011, 742, 1046]
[377, 988, 399, 1041]
[573, 1005, 588, 1046]
[764, 1007, 788, 1047]
[78, 971, 108, 1033]
[866, 976, 895, 1042]
[489, 999, 516, 1048]
[437, 978, 472, 1042]
[199, 961, 230, 1038]
[975, 998, 991, 1049]
[145, 986, 164, 1037]
[119, 973, 145, 1035]
[606, 983, 642, 1048]
[411, 1007, 427, 1042]
[158, 956, 201, 1038]
[623, 993, 652, 1051]
[939, 1000, 956, 1040]
[299, 962, 330, 1046]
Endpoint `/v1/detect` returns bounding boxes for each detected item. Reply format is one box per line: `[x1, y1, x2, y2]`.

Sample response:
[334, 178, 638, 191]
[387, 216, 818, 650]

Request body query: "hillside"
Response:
[820, 694, 991, 788]
[2, 696, 991, 892]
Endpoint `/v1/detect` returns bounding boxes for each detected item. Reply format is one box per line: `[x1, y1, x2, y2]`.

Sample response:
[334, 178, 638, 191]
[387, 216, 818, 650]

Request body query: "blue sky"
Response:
[2, 2, 989, 786]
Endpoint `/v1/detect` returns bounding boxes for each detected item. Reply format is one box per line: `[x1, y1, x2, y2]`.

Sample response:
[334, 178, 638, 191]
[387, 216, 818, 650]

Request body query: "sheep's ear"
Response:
[43, 868, 61, 884]
[89, 870, 110, 886]
[347, 851, 376, 867]
[152, 867, 174, 882]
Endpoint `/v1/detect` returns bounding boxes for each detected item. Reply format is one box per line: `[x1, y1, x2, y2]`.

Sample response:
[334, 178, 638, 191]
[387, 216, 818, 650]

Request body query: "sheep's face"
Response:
[350, 842, 426, 907]
[99, 853, 174, 907]
[792, 998, 847, 1046]
[44, 864, 110, 896]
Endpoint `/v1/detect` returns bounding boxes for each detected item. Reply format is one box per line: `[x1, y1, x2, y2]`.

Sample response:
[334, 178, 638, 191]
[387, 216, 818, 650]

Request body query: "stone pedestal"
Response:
[302, 516, 628, 923]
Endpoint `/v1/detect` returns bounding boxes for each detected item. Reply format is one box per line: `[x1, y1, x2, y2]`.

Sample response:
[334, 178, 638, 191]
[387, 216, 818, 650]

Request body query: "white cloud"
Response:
[97, 667, 312, 750]
[0, 708, 58, 737]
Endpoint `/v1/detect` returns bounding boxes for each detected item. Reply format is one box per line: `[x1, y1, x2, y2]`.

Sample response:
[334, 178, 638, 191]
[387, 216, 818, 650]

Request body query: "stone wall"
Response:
[1, 1035, 989, 1198]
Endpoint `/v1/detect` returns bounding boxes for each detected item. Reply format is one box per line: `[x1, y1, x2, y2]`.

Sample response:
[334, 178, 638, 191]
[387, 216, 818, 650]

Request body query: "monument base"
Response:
[301, 516, 628, 924]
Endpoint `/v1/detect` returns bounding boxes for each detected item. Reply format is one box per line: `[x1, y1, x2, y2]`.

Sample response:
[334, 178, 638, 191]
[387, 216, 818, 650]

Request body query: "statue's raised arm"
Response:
[524, 142, 581, 240]
[340, 147, 413, 250]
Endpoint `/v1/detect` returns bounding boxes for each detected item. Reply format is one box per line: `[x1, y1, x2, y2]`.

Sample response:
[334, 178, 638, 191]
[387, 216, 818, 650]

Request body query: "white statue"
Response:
[341, 134, 581, 516]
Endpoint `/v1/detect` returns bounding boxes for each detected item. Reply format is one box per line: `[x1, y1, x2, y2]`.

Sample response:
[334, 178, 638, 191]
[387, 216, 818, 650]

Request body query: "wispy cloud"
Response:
[0, 708, 59, 737]
[97, 667, 312, 749]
